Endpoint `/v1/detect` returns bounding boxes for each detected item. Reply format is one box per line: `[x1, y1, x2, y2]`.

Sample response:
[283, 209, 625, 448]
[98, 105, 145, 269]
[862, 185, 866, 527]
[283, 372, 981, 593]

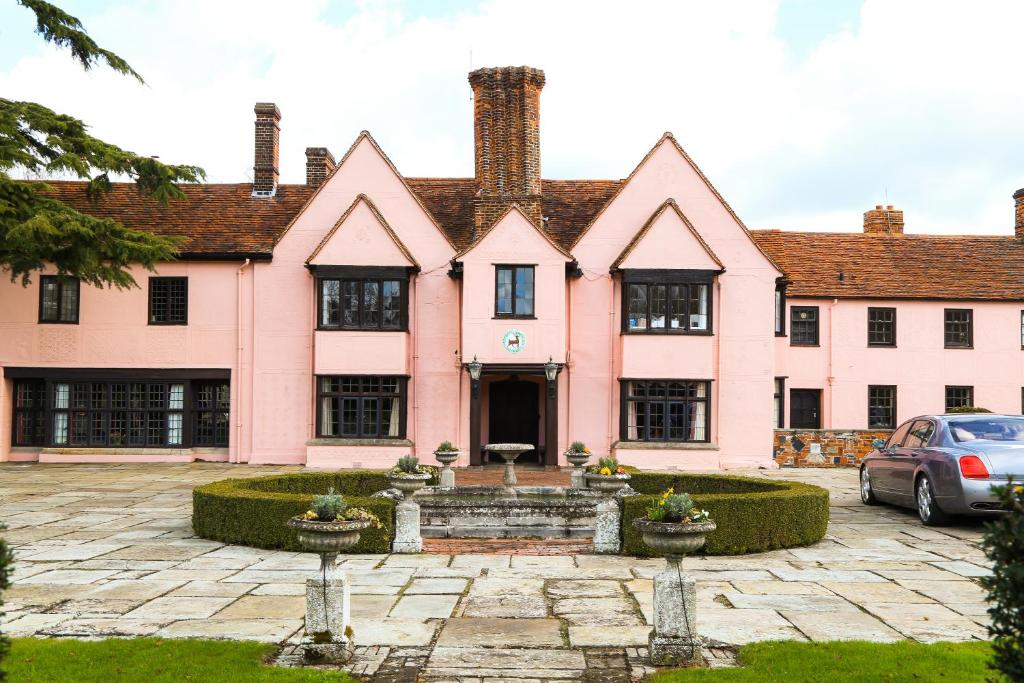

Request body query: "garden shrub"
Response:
[0, 523, 11, 681]
[622, 472, 829, 555]
[192, 470, 421, 553]
[981, 482, 1024, 681]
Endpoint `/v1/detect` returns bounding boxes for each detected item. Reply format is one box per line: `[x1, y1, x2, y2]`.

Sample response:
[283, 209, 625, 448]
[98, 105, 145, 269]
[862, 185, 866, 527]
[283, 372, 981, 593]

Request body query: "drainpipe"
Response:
[827, 298, 837, 429]
[456, 273, 463, 456]
[713, 277, 722, 454]
[410, 275, 418, 456]
[235, 258, 251, 464]
[607, 275, 616, 454]
[565, 272, 572, 454]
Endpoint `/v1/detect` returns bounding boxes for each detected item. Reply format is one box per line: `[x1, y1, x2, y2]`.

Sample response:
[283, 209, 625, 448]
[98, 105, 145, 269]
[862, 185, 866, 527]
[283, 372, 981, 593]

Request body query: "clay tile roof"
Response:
[751, 230, 1024, 301]
[405, 178, 622, 250]
[39, 180, 314, 258]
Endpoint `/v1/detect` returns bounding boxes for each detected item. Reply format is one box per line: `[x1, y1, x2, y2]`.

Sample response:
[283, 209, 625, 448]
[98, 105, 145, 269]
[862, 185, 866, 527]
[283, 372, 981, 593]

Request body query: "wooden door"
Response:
[488, 379, 540, 462]
[789, 389, 821, 429]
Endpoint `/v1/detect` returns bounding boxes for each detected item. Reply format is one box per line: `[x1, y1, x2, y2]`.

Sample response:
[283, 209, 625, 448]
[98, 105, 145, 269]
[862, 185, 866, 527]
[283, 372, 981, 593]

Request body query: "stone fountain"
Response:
[484, 442, 534, 495]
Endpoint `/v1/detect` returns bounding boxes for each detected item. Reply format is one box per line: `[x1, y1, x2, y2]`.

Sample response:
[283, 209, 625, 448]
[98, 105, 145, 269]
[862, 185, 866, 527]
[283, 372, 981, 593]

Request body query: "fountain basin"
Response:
[414, 485, 606, 539]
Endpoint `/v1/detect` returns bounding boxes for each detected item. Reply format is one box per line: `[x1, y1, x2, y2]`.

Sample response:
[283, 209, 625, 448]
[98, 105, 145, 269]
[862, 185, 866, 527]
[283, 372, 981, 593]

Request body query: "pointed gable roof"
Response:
[307, 194, 418, 268]
[611, 199, 724, 271]
[454, 203, 574, 260]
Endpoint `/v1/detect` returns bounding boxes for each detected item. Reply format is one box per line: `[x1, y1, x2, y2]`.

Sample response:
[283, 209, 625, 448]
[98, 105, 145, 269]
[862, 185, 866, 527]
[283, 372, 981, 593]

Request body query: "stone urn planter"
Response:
[583, 472, 632, 494]
[632, 518, 717, 667]
[565, 450, 590, 489]
[434, 449, 460, 488]
[286, 517, 372, 664]
[388, 471, 431, 553]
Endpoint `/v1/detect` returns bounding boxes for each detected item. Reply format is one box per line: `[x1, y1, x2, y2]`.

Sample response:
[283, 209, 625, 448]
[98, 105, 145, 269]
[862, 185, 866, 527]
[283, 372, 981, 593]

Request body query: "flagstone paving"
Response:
[0, 462, 995, 681]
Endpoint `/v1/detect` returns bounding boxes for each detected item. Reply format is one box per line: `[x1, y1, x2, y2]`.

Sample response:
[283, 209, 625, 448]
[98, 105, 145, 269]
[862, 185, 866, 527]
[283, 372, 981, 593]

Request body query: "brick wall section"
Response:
[253, 103, 281, 195]
[1014, 188, 1024, 238]
[469, 66, 546, 234]
[305, 147, 336, 187]
[774, 429, 892, 467]
[863, 205, 904, 234]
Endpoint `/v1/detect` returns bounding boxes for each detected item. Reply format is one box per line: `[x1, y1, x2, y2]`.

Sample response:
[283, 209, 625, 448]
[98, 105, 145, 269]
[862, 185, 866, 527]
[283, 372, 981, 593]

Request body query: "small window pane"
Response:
[362, 281, 380, 327]
[515, 267, 534, 316]
[320, 279, 340, 327]
[628, 284, 647, 330]
[496, 268, 513, 314]
[382, 280, 401, 329]
[40, 276, 79, 323]
[669, 285, 686, 329]
[689, 284, 708, 331]
[649, 285, 667, 329]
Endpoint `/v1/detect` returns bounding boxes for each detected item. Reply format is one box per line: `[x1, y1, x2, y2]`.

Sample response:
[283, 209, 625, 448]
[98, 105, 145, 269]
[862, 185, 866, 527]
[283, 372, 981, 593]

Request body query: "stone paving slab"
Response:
[0, 462, 995, 680]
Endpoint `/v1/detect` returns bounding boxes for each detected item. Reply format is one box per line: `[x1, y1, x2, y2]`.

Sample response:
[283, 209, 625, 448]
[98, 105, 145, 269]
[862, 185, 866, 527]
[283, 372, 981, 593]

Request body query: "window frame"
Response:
[943, 308, 973, 349]
[315, 375, 408, 439]
[315, 266, 409, 332]
[867, 384, 897, 429]
[11, 379, 46, 446]
[867, 307, 896, 347]
[148, 276, 189, 326]
[38, 275, 80, 324]
[944, 385, 974, 412]
[774, 281, 787, 337]
[618, 378, 712, 443]
[790, 306, 819, 346]
[493, 264, 536, 319]
[619, 269, 716, 335]
[774, 377, 786, 428]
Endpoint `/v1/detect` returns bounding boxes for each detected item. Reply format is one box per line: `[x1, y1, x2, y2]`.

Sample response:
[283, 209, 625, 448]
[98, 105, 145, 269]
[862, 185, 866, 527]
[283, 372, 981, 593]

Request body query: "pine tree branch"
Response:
[17, 0, 144, 83]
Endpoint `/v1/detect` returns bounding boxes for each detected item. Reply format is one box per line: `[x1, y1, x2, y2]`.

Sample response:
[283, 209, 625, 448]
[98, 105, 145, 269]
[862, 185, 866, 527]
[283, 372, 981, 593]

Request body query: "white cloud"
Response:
[3, 0, 1022, 234]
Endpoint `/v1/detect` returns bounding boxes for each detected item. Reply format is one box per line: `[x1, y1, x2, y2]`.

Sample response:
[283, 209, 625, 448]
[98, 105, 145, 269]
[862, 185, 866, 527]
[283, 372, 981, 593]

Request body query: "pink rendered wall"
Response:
[259, 134, 459, 466]
[777, 298, 1024, 428]
[570, 136, 782, 469]
[0, 261, 249, 462]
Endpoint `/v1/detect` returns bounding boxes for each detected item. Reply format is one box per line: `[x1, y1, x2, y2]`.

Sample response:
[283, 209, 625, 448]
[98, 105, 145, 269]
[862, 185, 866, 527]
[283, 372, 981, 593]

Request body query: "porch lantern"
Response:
[544, 356, 558, 382]
[467, 355, 483, 381]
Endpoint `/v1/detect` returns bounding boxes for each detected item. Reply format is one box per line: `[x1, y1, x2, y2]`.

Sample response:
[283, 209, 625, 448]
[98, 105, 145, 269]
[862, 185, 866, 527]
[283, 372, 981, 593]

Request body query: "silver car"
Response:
[860, 413, 1024, 525]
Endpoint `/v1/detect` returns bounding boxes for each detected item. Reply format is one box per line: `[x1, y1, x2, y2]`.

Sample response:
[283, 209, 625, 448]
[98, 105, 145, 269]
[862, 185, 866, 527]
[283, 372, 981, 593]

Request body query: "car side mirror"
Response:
[872, 438, 886, 450]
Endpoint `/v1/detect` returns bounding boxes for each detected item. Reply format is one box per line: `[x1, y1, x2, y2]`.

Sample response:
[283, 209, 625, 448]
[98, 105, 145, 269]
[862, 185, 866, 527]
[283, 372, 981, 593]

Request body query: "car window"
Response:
[903, 420, 935, 448]
[885, 421, 913, 449]
[949, 417, 1024, 442]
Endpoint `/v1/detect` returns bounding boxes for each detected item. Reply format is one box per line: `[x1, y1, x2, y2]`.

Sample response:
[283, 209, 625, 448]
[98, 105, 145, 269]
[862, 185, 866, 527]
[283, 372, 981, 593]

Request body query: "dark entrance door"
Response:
[488, 379, 540, 463]
[790, 389, 821, 429]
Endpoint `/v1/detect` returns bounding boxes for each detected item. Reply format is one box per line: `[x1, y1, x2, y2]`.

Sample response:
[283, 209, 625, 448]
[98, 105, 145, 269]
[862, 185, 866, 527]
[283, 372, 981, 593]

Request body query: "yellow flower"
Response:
[599, 466, 612, 475]
[659, 500, 665, 506]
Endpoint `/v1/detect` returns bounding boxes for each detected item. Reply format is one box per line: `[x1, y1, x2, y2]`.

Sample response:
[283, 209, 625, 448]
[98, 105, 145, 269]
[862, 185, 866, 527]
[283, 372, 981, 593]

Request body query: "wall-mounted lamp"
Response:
[544, 356, 558, 383]
[467, 355, 483, 382]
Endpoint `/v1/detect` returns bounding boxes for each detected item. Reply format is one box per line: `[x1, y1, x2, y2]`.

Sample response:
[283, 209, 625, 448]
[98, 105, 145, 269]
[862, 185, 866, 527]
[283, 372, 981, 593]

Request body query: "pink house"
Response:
[3, 66, 1024, 470]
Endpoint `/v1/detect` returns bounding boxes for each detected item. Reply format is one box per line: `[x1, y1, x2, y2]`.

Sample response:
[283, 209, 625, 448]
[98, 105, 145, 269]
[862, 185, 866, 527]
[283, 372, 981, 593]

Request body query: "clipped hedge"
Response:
[623, 472, 829, 555]
[193, 471, 406, 553]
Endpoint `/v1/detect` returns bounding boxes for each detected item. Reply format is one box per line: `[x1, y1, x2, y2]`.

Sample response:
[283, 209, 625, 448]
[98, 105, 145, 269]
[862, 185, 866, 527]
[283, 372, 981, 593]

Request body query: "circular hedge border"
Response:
[193, 469, 828, 557]
[192, 470, 422, 554]
[624, 472, 829, 555]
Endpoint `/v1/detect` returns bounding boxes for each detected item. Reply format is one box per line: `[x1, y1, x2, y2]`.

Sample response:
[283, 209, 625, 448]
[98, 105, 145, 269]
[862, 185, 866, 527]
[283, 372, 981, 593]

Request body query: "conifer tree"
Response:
[0, 0, 204, 289]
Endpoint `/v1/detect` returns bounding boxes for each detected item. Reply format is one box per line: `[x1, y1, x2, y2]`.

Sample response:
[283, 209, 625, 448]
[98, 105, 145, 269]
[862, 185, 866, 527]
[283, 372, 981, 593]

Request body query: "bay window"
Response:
[621, 270, 715, 334]
[621, 379, 710, 442]
[317, 375, 407, 439]
[316, 267, 408, 331]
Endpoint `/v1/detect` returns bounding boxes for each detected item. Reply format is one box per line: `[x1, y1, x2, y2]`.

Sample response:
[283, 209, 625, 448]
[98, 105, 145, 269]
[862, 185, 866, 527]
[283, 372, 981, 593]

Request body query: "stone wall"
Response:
[773, 429, 892, 467]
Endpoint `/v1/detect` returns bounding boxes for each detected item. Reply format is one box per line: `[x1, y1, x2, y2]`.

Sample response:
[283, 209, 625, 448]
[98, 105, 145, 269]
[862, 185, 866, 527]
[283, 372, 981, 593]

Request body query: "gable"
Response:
[614, 200, 723, 271]
[308, 195, 416, 267]
[572, 133, 782, 276]
[457, 204, 572, 263]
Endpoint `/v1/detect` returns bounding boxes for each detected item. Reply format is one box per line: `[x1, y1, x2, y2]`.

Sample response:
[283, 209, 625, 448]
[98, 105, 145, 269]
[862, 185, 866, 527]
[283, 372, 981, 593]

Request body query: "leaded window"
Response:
[944, 309, 972, 348]
[945, 385, 974, 411]
[318, 277, 405, 330]
[193, 381, 230, 447]
[868, 385, 897, 429]
[149, 277, 188, 325]
[621, 380, 710, 443]
[867, 307, 896, 347]
[495, 265, 535, 318]
[51, 381, 185, 447]
[625, 282, 709, 333]
[790, 306, 819, 346]
[39, 275, 79, 323]
[317, 375, 406, 439]
[12, 380, 45, 446]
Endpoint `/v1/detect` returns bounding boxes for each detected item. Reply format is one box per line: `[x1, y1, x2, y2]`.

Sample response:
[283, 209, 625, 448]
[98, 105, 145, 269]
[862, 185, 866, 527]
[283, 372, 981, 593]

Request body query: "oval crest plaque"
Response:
[502, 329, 525, 353]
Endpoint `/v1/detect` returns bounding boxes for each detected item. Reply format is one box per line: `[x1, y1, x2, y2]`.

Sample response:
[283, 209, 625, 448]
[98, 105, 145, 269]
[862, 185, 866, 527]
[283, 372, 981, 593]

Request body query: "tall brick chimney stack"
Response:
[252, 103, 281, 196]
[1014, 189, 1024, 238]
[469, 66, 546, 235]
[305, 147, 336, 188]
[863, 204, 904, 235]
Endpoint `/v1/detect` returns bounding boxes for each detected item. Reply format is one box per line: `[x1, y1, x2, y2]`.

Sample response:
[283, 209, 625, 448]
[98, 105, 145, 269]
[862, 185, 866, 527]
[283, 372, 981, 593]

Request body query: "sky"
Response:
[1, 0, 1022, 235]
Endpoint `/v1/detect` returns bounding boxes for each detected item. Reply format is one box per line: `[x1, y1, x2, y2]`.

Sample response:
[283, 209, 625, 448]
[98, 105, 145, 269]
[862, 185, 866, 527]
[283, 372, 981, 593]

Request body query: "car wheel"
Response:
[916, 474, 952, 526]
[860, 466, 878, 505]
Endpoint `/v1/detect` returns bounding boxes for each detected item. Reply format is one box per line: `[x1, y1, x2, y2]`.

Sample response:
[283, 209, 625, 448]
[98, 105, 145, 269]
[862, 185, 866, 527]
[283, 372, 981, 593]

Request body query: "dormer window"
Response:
[315, 266, 409, 331]
[620, 270, 714, 335]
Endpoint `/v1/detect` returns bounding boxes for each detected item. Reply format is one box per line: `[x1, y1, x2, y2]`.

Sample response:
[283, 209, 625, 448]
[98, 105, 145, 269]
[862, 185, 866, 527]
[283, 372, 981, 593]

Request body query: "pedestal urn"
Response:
[632, 519, 717, 667]
[565, 451, 590, 489]
[583, 472, 632, 494]
[434, 450, 460, 488]
[388, 471, 432, 553]
[286, 517, 371, 664]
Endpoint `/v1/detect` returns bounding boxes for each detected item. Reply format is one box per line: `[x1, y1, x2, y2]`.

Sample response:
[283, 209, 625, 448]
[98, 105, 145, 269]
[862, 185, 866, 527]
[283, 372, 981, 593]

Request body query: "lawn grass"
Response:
[652, 640, 997, 682]
[4, 637, 356, 682]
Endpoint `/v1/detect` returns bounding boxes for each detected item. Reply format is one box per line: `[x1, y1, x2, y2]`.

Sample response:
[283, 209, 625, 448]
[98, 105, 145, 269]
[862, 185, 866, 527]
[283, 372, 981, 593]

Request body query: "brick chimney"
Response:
[469, 66, 545, 235]
[252, 103, 280, 196]
[863, 204, 904, 235]
[305, 147, 336, 188]
[1014, 189, 1024, 238]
